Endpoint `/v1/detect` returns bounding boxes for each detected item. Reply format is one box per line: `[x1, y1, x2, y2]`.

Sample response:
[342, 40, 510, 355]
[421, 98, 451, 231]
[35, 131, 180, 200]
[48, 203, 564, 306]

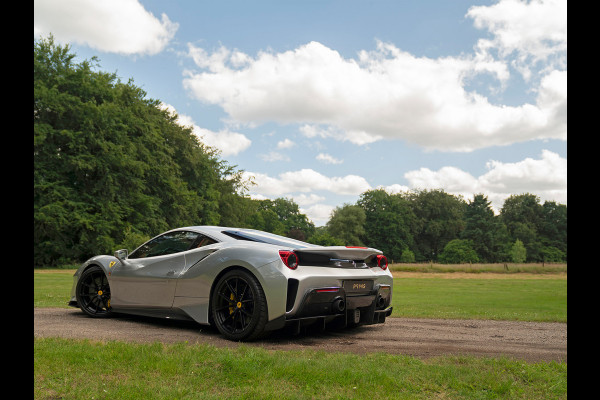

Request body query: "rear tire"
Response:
[211, 269, 268, 341]
[76, 266, 113, 318]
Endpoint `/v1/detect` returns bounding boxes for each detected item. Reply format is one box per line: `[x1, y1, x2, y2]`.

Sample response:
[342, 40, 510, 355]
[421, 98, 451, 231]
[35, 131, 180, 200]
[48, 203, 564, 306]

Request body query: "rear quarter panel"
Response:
[174, 243, 287, 323]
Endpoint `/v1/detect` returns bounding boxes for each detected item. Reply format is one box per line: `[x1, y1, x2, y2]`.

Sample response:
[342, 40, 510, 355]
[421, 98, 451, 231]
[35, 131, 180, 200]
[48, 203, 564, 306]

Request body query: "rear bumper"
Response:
[277, 283, 393, 332]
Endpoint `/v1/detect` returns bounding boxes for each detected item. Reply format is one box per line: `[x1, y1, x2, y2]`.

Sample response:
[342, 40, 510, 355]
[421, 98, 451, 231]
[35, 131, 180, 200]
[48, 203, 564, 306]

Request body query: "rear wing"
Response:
[292, 246, 387, 269]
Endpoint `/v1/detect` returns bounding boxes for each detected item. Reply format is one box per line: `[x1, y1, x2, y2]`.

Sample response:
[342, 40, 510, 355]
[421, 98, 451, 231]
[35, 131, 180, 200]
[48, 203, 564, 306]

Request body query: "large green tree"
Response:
[500, 194, 544, 262]
[326, 204, 366, 246]
[34, 36, 244, 266]
[438, 239, 479, 264]
[245, 198, 315, 240]
[406, 189, 466, 261]
[460, 194, 510, 262]
[539, 201, 567, 261]
[357, 189, 417, 261]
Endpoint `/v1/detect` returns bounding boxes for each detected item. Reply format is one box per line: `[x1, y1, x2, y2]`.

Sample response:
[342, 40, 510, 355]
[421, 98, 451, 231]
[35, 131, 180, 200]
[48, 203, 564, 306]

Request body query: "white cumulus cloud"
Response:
[242, 169, 371, 196]
[402, 150, 566, 211]
[316, 153, 343, 165]
[277, 139, 295, 149]
[159, 103, 251, 156]
[301, 204, 335, 225]
[241, 169, 371, 226]
[183, 38, 565, 152]
[467, 0, 567, 79]
[34, 0, 178, 55]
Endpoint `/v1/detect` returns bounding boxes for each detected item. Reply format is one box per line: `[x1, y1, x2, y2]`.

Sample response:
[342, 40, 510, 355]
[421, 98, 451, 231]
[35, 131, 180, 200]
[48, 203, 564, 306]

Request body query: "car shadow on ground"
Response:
[97, 311, 368, 343]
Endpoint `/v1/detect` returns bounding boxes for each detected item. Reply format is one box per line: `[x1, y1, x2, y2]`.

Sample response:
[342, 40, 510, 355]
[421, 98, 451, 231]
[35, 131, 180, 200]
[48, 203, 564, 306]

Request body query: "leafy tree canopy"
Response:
[326, 204, 366, 246]
[438, 239, 479, 264]
[34, 36, 245, 266]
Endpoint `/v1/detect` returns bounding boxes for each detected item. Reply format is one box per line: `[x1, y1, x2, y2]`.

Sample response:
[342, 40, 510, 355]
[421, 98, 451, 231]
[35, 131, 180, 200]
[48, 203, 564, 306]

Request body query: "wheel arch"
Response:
[207, 258, 288, 324]
[208, 265, 268, 324]
[75, 255, 118, 280]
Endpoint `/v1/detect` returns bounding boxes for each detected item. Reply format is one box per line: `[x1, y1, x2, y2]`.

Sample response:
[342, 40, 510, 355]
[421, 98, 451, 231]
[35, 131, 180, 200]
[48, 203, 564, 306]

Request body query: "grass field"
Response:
[391, 274, 566, 322]
[34, 269, 567, 399]
[35, 269, 567, 322]
[388, 262, 567, 274]
[35, 338, 566, 399]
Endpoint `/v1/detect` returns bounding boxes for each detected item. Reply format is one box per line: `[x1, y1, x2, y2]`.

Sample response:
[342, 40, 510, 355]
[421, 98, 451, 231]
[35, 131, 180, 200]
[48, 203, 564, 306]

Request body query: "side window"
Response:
[129, 231, 200, 259]
[191, 234, 218, 249]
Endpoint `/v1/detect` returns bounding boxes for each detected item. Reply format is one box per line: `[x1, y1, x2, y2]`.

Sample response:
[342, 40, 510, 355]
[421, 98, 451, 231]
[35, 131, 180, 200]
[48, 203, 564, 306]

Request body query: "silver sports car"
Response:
[69, 226, 393, 341]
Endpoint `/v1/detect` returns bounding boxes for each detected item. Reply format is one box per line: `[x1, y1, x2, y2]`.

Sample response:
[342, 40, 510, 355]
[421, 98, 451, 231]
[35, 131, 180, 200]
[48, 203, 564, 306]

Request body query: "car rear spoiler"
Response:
[290, 246, 385, 268]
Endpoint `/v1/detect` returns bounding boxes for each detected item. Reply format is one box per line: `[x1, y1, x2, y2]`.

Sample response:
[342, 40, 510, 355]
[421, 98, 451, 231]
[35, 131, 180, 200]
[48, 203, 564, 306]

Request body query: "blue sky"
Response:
[34, 0, 567, 226]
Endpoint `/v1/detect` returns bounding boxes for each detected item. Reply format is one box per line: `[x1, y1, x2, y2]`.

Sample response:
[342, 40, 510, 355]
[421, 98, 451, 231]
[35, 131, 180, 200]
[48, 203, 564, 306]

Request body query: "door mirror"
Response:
[114, 249, 129, 260]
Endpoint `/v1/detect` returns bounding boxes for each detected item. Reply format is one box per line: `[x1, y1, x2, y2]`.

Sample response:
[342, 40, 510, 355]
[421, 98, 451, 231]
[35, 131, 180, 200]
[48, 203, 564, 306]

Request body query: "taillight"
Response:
[315, 288, 339, 293]
[376, 254, 388, 270]
[279, 250, 299, 270]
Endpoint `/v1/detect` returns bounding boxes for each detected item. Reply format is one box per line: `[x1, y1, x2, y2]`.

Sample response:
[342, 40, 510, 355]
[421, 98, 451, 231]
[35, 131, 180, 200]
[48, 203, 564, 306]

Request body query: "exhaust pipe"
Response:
[376, 296, 385, 308]
[332, 298, 346, 312]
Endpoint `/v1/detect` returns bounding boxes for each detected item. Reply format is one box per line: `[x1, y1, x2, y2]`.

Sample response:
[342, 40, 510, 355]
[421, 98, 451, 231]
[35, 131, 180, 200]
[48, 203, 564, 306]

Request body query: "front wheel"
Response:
[76, 266, 113, 318]
[211, 269, 268, 341]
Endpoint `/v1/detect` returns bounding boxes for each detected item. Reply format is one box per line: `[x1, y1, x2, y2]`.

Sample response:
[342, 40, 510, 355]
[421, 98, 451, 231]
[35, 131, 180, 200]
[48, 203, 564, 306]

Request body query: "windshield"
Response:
[222, 229, 317, 249]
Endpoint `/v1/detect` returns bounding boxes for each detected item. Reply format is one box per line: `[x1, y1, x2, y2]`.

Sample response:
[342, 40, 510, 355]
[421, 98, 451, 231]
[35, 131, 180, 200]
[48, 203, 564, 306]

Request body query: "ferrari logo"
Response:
[109, 261, 116, 268]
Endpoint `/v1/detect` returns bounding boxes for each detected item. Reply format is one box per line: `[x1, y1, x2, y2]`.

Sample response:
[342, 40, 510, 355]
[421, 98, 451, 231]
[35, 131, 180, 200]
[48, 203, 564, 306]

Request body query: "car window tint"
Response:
[129, 231, 200, 259]
[192, 234, 218, 249]
[221, 229, 316, 248]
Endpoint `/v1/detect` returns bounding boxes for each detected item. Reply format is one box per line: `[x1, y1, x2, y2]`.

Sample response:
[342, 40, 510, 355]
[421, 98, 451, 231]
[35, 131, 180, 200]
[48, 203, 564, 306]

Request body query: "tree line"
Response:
[312, 189, 566, 264]
[34, 36, 566, 266]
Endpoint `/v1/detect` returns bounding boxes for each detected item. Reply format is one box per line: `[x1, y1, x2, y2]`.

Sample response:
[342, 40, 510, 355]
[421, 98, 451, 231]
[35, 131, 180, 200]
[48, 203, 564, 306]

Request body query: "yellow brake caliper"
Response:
[229, 293, 235, 315]
[98, 290, 110, 310]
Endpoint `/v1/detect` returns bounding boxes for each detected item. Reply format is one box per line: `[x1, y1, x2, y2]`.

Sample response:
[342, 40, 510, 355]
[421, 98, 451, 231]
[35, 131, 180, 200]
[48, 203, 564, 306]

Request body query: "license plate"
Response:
[343, 280, 373, 293]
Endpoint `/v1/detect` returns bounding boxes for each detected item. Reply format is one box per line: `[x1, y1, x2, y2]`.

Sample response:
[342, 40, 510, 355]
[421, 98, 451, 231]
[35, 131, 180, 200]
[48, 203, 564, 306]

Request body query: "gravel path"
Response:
[34, 308, 566, 363]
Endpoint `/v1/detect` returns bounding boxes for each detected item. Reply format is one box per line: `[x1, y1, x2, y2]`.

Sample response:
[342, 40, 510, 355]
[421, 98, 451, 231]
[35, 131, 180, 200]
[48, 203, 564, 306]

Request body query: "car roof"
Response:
[171, 226, 316, 248]
[172, 226, 238, 241]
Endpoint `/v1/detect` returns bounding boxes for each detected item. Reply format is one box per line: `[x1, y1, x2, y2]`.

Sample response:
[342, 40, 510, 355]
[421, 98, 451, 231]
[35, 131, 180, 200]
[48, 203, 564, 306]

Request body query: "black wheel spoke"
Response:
[239, 308, 252, 317]
[223, 312, 234, 324]
[225, 280, 237, 298]
[218, 292, 232, 302]
[238, 283, 248, 302]
[239, 310, 246, 329]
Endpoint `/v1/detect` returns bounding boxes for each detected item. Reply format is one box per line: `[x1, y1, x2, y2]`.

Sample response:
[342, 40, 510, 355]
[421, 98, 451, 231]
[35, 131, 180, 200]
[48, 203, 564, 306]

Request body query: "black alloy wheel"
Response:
[211, 269, 268, 341]
[76, 266, 112, 318]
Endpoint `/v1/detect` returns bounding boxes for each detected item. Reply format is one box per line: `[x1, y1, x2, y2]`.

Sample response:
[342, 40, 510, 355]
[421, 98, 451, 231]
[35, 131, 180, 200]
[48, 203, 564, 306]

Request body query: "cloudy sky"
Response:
[34, 0, 567, 226]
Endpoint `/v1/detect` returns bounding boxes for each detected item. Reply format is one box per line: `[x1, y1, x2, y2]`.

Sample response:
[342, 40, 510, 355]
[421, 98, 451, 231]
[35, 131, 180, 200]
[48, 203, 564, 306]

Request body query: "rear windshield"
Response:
[222, 229, 317, 249]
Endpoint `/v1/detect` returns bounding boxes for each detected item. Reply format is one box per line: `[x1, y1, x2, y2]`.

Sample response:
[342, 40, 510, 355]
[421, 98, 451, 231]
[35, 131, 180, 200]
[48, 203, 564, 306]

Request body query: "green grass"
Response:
[34, 338, 566, 400]
[34, 269, 567, 399]
[391, 277, 566, 322]
[389, 262, 567, 274]
[34, 269, 76, 308]
[35, 269, 567, 322]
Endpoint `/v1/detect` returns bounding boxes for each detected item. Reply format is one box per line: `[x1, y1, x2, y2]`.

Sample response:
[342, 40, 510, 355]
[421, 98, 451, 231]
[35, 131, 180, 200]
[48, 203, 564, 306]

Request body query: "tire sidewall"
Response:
[76, 265, 113, 318]
[211, 269, 267, 341]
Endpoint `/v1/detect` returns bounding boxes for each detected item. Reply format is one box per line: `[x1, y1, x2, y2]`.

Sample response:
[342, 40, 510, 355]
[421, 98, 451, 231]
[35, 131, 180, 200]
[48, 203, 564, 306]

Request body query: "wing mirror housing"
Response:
[114, 249, 129, 260]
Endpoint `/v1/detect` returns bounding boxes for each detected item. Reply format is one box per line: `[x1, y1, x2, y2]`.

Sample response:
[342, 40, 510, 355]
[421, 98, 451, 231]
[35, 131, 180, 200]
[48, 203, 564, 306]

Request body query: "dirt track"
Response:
[34, 308, 566, 363]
